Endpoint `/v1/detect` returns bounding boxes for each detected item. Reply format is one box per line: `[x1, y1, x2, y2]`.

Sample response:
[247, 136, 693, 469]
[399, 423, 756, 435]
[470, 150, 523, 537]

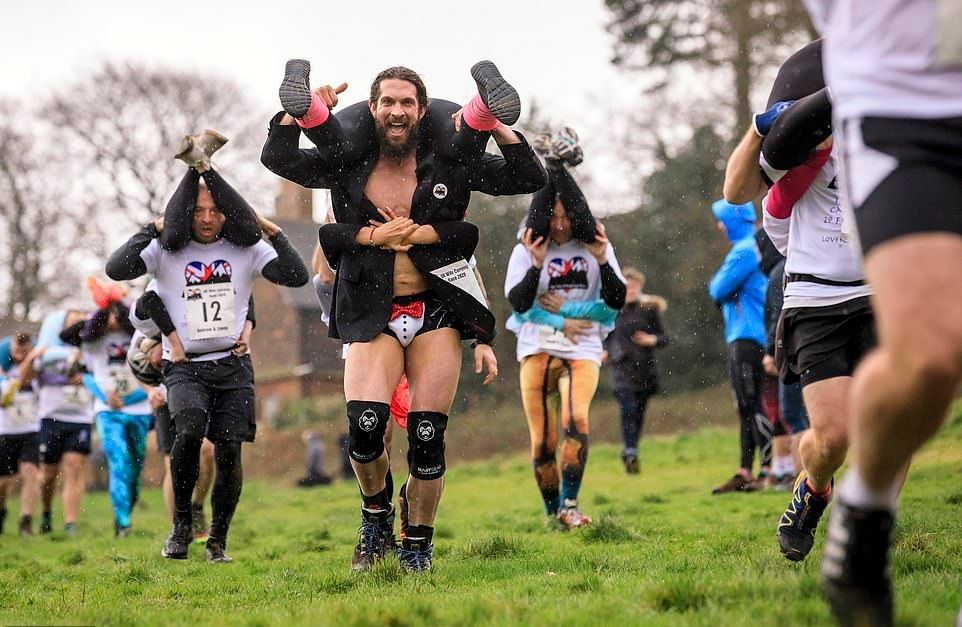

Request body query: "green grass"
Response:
[1, 420, 961, 626]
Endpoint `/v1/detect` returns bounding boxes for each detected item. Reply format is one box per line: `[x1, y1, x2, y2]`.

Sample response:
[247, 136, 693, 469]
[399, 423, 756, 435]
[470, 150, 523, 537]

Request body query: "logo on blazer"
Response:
[432, 183, 448, 199]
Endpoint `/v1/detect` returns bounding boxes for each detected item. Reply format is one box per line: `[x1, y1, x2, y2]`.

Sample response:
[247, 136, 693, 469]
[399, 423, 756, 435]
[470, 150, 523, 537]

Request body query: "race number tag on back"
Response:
[108, 366, 138, 397]
[185, 284, 236, 341]
[62, 385, 91, 408]
[430, 259, 487, 306]
[537, 325, 576, 353]
[8, 394, 36, 427]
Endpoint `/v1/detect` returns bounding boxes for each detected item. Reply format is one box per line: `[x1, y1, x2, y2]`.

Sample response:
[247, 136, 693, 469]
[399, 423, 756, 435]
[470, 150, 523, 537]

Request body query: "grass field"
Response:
[1, 409, 961, 626]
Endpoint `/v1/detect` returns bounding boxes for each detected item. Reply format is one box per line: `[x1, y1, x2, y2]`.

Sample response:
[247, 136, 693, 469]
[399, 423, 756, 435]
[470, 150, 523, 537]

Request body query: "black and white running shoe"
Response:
[470, 60, 521, 126]
[279, 59, 313, 119]
[822, 500, 895, 627]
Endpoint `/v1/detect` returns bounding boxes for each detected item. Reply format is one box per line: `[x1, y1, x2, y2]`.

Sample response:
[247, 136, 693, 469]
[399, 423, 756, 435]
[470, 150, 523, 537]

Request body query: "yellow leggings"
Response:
[519, 353, 600, 513]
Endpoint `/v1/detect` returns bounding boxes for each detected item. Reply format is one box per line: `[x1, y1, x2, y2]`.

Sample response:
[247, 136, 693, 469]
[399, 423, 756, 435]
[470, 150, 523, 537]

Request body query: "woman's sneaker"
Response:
[470, 60, 521, 126]
[278, 59, 314, 119]
[557, 501, 592, 530]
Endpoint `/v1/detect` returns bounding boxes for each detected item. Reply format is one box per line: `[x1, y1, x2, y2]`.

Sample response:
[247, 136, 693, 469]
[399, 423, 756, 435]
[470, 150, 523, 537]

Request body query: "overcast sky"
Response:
[2, 0, 648, 213]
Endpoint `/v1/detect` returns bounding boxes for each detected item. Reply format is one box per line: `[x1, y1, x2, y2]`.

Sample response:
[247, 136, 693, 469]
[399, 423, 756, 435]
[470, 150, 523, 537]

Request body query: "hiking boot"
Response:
[470, 60, 521, 126]
[822, 500, 894, 627]
[18, 514, 33, 536]
[278, 59, 313, 119]
[777, 471, 832, 562]
[161, 520, 193, 559]
[191, 502, 209, 543]
[351, 507, 394, 572]
[622, 451, 640, 475]
[712, 473, 751, 494]
[39, 511, 52, 535]
[205, 537, 233, 564]
[398, 539, 434, 574]
[175, 130, 228, 173]
[557, 502, 592, 530]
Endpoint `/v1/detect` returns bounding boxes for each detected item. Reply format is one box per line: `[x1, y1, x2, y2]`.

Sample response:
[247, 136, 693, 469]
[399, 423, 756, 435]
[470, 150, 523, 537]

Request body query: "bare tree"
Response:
[44, 61, 273, 230]
[605, 0, 819, 134]
[0, 102, 98, 319]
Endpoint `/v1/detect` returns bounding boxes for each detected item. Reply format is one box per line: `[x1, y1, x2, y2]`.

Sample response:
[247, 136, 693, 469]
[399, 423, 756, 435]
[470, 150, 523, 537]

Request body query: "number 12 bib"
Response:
[185, 284, 236, 341]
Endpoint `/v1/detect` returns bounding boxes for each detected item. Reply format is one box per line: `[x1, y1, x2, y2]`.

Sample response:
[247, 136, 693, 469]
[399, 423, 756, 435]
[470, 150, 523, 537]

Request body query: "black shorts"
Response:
[380, 291, 460, 346]
[38, 419, 92, 464]
[842, 116, 962, 255]
[154, 404, 174, 455]
[0, 432, 40, 476]
[782, 297, 876, 387]
[163, 354, 256, 443]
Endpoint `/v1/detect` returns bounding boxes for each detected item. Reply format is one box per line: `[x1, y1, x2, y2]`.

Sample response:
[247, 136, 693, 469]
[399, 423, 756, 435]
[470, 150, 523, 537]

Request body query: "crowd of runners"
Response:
[0, 0, 959, 623]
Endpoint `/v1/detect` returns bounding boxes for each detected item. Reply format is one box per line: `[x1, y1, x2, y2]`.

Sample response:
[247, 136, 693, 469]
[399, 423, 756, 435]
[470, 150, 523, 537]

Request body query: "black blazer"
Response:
[261, 100, 546, 343]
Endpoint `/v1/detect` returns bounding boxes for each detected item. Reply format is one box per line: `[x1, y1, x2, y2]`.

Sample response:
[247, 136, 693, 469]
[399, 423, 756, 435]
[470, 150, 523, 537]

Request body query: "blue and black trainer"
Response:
[777, 471, 832, 562]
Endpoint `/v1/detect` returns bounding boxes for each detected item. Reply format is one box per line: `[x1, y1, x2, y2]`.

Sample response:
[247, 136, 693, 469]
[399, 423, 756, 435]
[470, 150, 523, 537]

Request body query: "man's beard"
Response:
[376, 120, 419, 161]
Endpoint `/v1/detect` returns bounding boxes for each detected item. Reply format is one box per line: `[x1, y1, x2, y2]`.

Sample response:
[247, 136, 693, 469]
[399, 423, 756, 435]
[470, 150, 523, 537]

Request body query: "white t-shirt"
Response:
[140, 238, 277, 361]
[0, 379, 40, 435]
[82, 331, 152, 416]
[805, 0, 962, 119]
[504, 240, 624, 364]
[36, 375, 93, 424]
[762, 145, 872, 309]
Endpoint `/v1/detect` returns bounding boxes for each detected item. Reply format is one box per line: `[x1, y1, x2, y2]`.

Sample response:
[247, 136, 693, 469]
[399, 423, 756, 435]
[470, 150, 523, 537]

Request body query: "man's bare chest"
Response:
[364, 158, 417, 216]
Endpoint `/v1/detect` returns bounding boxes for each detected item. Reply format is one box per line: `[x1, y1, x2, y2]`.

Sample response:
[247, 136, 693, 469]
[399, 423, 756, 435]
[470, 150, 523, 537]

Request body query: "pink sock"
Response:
[462, 93, 498, 131]
[296, 93, 330, 129]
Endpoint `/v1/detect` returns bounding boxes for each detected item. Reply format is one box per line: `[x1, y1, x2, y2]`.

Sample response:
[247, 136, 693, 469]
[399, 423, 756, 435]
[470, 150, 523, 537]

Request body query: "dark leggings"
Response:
[613, 388, 652, 453]
[527, 166, 597, 242]
[161, 168, 263, 251]
[729, 340, 772, 471]
[170, 424, 243, 542]
[762, 87, 833, 172]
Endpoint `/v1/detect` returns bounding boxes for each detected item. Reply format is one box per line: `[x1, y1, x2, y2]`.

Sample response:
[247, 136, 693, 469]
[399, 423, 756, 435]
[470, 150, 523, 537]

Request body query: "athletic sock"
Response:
[361, 486, 392, 517]
[462, 93, 498, 131]
[296, 93, 330, 129]
[804, 477, 833, 499]
[837, 467, 899, 510]
[402, 524, 433, 548]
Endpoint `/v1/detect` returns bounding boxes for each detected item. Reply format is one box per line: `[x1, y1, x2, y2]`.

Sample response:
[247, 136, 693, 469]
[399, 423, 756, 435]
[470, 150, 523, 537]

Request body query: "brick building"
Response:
[250, 180, 342, 423]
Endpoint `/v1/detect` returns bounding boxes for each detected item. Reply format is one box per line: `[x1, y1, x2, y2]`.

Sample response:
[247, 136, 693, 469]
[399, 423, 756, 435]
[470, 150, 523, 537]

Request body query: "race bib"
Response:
[107, 366, 138, 397]
[185, 284, 236, 341]
[8, 394, 36, 427]
[62, 385, 91, 407]
[430, 259, 487, 306]
[537, 325, 576, 353]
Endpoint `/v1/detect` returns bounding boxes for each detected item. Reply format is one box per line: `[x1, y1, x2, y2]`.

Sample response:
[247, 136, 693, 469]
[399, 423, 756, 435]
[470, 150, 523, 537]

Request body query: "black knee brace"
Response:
[347, 401, 389, 464]
[172, 407, 207, 442]
[406, 411, 448, 480]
